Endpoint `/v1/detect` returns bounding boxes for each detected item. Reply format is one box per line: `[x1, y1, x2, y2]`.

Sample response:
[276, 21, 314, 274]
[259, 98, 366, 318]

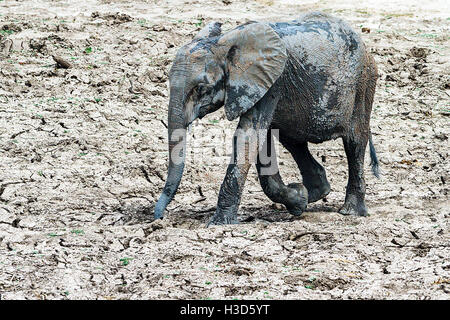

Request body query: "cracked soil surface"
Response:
[0, 0, 449, 299]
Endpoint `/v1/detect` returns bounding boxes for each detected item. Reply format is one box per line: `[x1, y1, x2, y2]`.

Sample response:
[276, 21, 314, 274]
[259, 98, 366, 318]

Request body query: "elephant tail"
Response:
[369, 132, 380, 178]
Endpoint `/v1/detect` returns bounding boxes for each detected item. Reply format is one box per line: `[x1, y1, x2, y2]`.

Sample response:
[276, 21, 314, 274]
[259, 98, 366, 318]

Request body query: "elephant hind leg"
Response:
[339, 68, 373, 216]
[279, 134, 331, 203]
[256, 130, 308, 216]
[339, 133, 368, 216]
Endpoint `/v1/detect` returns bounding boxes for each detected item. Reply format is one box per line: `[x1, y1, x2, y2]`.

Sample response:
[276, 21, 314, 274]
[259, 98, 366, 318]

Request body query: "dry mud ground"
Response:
[0, 0, 449, 299]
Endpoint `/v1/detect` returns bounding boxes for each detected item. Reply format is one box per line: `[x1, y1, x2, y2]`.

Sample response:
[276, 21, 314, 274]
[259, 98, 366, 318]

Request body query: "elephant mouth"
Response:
[185, 103, 212, 125]
[197, 104, 211, 119]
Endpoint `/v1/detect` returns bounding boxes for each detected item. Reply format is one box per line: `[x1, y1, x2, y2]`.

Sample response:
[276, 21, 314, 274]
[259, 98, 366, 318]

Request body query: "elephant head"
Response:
[154, 21, 287, 219]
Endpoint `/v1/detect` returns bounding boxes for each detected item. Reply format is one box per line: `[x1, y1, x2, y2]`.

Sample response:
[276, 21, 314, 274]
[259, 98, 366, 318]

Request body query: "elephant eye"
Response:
[197, 84, 210, 95]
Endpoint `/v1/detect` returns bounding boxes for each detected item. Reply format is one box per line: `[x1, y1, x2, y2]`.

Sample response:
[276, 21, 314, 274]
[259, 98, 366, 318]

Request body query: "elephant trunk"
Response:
[154, 93, 187, 219]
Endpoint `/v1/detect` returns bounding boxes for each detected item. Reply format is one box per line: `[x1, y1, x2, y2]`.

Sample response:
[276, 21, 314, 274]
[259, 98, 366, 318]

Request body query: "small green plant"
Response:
[0, 29, 13, 35]
[48, 232, 60, 237]
[418, 33, 438, 39]
[84, 47, 93, 54]
[195, 18, 203, 27]
[305, 276, 316, 289]
[120, 257, 133, 266]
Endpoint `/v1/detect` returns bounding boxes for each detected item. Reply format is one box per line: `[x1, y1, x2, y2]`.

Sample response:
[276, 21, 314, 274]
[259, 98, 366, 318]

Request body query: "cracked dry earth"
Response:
[0, 0, 449, 299]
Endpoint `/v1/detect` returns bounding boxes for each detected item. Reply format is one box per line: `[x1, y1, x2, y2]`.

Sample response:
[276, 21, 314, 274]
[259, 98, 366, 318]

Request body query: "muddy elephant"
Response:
[154, 12, 380, 225]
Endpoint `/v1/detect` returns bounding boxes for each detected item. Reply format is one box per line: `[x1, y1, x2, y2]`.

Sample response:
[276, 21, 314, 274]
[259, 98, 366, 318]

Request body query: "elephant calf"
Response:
[154, 12, 380, 225]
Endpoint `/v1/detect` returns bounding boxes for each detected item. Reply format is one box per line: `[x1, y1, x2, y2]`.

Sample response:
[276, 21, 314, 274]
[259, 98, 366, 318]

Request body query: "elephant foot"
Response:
[207, 208, 239, 226]
[284, 183, 308, 216]
[307, 181, 331, 203]
[338, 195, 368, 217]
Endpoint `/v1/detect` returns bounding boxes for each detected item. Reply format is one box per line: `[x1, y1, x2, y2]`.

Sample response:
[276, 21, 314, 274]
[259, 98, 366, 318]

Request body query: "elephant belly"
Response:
[272, 97, 349, 144]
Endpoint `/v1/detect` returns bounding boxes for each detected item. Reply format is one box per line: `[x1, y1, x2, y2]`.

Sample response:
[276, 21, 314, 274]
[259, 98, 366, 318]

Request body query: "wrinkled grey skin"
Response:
[154, 12, 379, 225]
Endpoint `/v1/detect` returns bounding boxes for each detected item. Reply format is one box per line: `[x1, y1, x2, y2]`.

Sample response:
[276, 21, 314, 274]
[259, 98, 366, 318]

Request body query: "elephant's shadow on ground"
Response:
[117, 200, 338, 227]
[239, 201, 338, 224]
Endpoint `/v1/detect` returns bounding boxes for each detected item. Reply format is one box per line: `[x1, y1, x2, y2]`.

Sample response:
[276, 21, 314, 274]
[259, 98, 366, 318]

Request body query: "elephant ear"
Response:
[218, 22, 287, 121]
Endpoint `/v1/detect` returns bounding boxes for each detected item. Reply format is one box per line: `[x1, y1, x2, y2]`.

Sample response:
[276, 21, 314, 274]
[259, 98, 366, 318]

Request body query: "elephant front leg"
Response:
[208, 162, 251, 225]
[208, 123, 256, 225]
[208, 92, 279, 226]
